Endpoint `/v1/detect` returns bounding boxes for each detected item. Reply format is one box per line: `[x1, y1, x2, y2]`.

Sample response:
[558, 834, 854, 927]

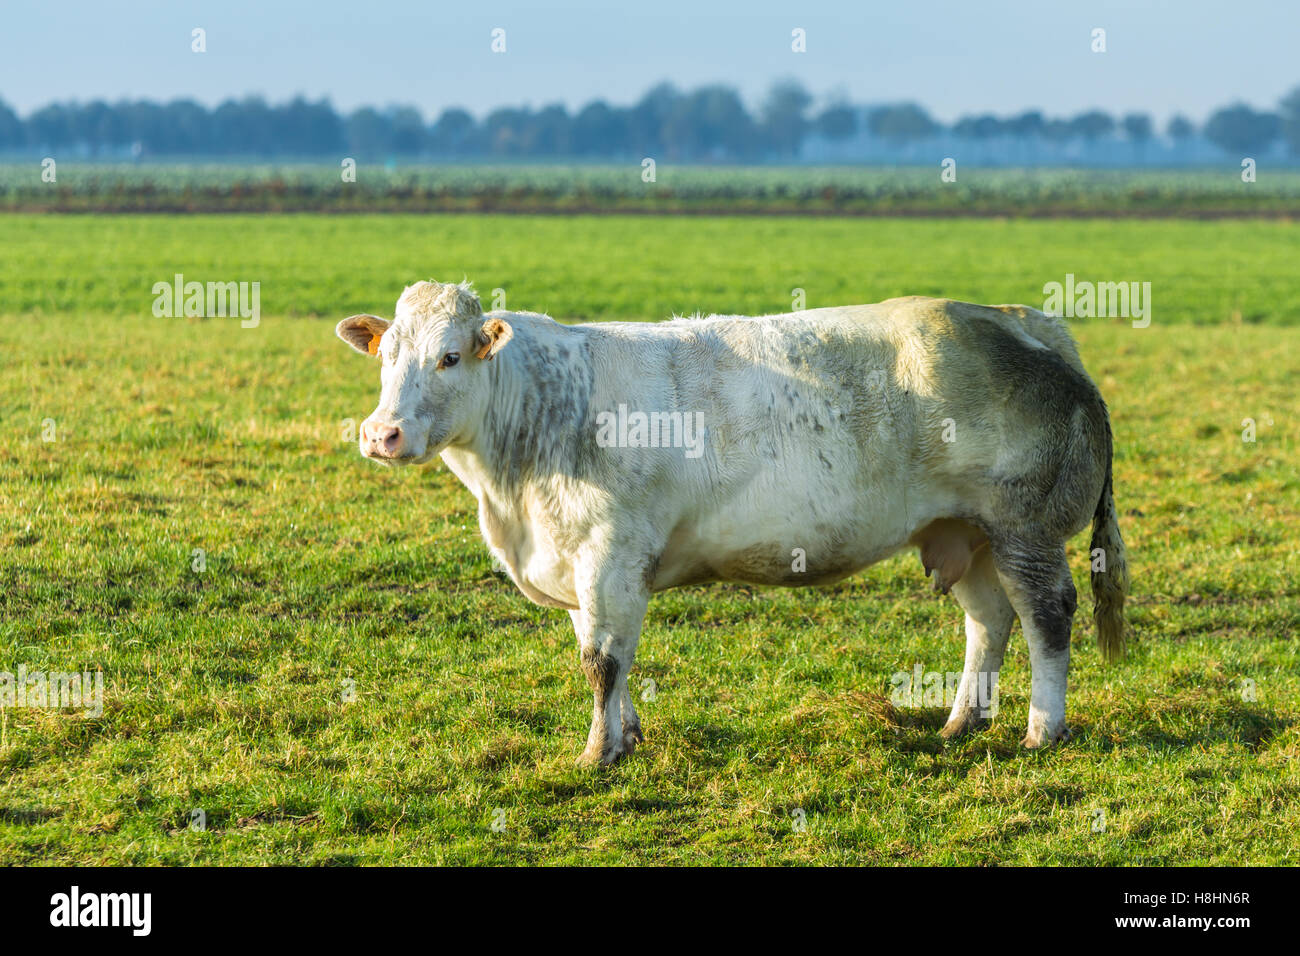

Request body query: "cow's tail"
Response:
[1090, 409, 1129, 662]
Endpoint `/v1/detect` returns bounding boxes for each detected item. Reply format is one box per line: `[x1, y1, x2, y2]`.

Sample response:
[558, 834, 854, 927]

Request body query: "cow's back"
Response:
[471, 298, 1104, 596]
[579, 297, 1103, 590]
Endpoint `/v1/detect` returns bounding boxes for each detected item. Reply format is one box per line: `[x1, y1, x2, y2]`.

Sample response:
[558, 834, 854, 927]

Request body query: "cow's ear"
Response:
[474, 317, 513, 360]
[336, 315, 391, 356]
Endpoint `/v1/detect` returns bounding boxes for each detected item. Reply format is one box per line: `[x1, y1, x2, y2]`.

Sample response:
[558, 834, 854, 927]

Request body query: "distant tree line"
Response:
[3, 79, 1299, 160]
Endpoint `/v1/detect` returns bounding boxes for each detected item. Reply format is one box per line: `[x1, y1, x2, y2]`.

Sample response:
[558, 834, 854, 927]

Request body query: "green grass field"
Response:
[2, 214, 1297, 864]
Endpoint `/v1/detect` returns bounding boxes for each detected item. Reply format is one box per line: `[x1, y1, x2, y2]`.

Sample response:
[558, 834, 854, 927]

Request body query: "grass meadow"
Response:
[1, 214, 1297, 864]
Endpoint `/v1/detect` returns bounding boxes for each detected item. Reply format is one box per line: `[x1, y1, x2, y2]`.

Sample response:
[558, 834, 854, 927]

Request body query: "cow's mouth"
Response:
[367, 452, 413, 465]
[366, 449, 435, 466]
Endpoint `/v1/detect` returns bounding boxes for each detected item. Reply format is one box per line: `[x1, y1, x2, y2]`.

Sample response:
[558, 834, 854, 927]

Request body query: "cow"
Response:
[337, 280, 1129, 766]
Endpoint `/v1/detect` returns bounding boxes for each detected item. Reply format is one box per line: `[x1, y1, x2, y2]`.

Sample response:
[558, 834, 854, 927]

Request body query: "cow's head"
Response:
[336, 281, 512, 464]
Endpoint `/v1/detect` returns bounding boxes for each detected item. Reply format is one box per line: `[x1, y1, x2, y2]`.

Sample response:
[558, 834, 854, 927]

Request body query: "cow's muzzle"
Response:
[360, 419, 408, 460]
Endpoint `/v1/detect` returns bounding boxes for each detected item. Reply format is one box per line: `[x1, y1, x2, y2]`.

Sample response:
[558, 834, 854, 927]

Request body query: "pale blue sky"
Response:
[0, 0, 1293, 122]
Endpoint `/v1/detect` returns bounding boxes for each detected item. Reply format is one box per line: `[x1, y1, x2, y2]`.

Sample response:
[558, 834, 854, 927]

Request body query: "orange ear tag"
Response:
[368, 335, 381, 355]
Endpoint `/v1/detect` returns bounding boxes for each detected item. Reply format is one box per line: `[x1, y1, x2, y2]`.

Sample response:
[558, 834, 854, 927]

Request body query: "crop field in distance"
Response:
[0, 213, 1296, 864]
[1, 163, 1295, 216]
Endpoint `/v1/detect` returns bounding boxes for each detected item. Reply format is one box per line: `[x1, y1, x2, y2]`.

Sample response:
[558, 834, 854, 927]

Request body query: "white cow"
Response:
[338, 281, 1129, 765]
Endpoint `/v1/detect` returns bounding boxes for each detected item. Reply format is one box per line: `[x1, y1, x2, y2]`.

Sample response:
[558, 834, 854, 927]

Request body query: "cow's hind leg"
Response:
[990, 541, 1077, 748]
[940, 546, 1015, 739]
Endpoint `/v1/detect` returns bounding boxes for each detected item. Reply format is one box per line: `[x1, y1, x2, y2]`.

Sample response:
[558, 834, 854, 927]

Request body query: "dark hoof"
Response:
[940, 711, 988, 740]
[1022, 725, 1071, 749]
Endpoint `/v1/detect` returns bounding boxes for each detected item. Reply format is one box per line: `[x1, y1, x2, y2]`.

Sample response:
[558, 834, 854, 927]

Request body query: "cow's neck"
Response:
[442, 315, 593, 519]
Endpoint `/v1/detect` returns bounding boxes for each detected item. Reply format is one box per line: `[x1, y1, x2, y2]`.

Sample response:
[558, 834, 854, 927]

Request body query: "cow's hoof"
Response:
[1021, 724, 1070, 749]
[576, 743, 629, 768]
[939, 711, 988, 740]
[624, 721, 644, 749]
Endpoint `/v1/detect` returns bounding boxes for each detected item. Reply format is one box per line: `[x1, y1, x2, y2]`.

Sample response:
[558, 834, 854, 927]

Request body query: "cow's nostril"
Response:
[360, 421, 404, 457]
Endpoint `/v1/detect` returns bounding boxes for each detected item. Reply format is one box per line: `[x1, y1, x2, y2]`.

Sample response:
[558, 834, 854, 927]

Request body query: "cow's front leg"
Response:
[569, 565, 649, 767]
[619, 675, 643, 748]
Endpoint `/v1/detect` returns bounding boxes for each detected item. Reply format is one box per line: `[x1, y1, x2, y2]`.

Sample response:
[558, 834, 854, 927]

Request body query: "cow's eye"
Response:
[440, 352, 460, 369]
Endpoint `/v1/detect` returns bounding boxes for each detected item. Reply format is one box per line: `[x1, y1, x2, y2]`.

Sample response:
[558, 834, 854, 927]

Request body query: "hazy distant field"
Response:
[1, 214, 1297, 864]
[1, 164, 1295, 216]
